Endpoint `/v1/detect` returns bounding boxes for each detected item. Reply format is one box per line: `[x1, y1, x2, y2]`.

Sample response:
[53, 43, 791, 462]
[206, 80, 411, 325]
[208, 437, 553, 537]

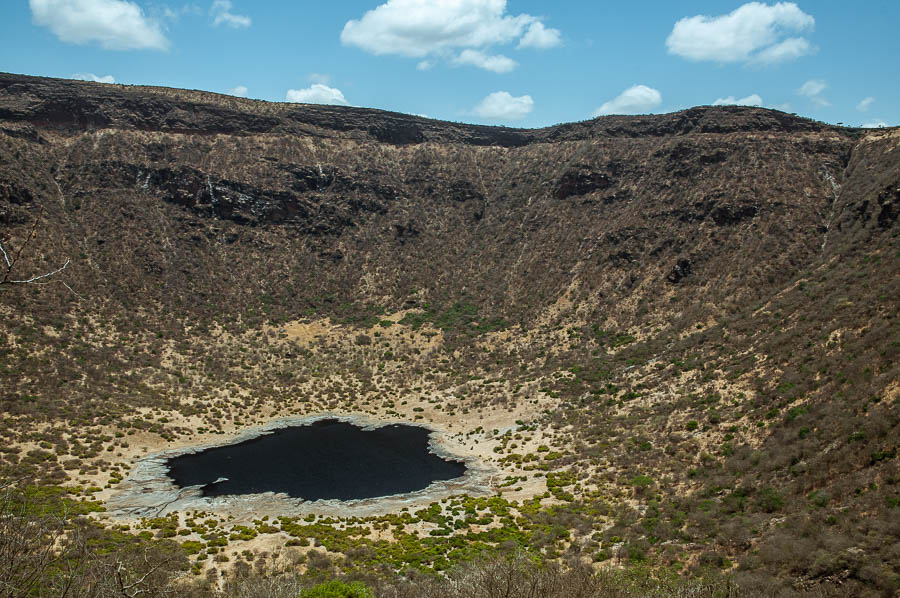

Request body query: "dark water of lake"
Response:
[165, 419, 466, 500]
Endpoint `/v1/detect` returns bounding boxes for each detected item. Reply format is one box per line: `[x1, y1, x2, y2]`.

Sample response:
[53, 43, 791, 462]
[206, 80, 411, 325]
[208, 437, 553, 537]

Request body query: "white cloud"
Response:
[861, 121, 888, 129]
[666, 2, 814, 65]
[71, 72, 115, 83]
[453, 49, 517, 73]
[29, 0, 169, 50]
[341, 0, 531, 57]
[340, 0, 559, 72]
[857, 97, 875, 112]
[308, 73, 331, 85]
[228, 85, 248, 97]
[797, 79, 829, 106]
[752, 37, 812, 64]
[211, 0, 250, 28]
[712, 94, 763, 106]
[798, 79, 825, 96]
[162, 4, 201, 21]
[517, 22, 561, 49]
[286, 84, 349, 106]
[593, 85, 662, 116]
[416, 60, 434, 71]
[472, 91, 533, 120]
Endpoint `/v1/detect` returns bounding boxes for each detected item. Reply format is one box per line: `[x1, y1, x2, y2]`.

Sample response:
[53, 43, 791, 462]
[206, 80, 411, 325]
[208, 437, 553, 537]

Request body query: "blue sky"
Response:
[1, 1, 897, 128]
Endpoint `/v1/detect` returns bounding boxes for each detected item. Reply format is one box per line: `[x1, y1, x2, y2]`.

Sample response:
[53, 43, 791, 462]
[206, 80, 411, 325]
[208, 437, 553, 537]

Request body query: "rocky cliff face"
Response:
[3, 71, 893, 327]
[0, 72, 829, 144]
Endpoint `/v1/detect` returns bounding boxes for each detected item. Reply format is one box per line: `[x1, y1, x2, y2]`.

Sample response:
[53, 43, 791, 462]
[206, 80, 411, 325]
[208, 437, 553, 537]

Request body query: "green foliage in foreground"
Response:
[1, 481, 189, 597]
[11, 484, 105, 517]
[299, 580, 374, 598]
[225, 555, 772, 598]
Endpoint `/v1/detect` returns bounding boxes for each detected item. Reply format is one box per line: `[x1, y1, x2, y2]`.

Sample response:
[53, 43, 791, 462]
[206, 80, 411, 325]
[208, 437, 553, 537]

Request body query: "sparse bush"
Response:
[300, 580, 373, 598]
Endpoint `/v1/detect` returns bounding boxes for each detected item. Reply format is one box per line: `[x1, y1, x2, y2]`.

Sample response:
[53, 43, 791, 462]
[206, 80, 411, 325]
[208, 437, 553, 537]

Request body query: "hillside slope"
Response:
[1, 73, 897, 596]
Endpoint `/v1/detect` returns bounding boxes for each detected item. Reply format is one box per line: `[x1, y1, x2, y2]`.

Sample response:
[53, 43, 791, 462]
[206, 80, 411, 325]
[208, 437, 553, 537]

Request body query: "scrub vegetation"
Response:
[1, 73, 898, 596]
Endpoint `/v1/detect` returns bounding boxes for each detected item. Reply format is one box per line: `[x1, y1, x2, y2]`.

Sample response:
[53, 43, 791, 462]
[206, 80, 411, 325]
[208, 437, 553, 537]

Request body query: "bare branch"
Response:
[0, 241, 10, 268]
[59, 281, 84, 300]
[112, 551, 178, 598]
[7, 258, 70, 284]
[0, 206, 70, 287]
[9, 205, 43, 268]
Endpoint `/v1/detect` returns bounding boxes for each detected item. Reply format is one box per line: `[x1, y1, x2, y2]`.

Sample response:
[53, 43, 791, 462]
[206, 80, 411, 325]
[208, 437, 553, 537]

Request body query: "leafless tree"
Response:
[0, 479, 187, 598]
[0, 479, 86, 597]
[1, 207, 69, 287]
[86, 549, 183, 598]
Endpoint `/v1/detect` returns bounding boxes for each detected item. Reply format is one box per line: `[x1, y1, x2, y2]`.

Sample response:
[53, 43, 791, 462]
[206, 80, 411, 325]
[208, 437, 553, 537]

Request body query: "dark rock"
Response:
[0, 125, 46, 144]
[602, 191, 631, 205]
[448, 180, 484, 203]
[660, 143, 728, 178]
[667, 200, 758, 226]
[0, 181, 33, 205]
[608, 251, 634, 265]
[393, 221, 420, 244]
[319, 250, 344, 262]
[667, 259, 692, 283]
[283, 165, 339, 193]
[710, 204, 758, 226]
[367, 122, 424, 145]
[555, 170, 612, 200]
[847, 183, 898, 229]
[72, 161, 390, 234]
[650, 239, 676, 257]
[877, 185, 898, 228]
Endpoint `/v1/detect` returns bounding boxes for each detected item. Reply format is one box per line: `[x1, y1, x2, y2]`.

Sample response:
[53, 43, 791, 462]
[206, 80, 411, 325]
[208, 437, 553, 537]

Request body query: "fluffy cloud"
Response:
[797, 79, 829, 106]
[228, 85, 248, 97]
[30, 0, 169, 50]
[517, 22, 561, 49]
[453, 49, 517, 73]
[211, 0, 250, 28]
[71, 72, 115, 83]
[861, 121, 888, 129]
[472, 91, 533, 120]
[857, 97, 875, 112]
[712, 94, 763, 106]
[666, 2, 814, 65]
[341, 0, 559, 72]
[286, 84, 349, 106]
[593, 85, 662, 116]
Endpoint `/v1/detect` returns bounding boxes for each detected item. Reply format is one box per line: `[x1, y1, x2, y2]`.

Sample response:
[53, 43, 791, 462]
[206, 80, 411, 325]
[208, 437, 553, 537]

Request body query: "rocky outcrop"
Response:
[667, 258, 692, 284]
[554, 169, 612, 200]
[69, 160, 395, 231]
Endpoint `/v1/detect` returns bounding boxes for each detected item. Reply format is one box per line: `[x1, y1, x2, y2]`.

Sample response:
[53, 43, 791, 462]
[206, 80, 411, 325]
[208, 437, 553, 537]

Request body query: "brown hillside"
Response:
[1, 72, 897, 596]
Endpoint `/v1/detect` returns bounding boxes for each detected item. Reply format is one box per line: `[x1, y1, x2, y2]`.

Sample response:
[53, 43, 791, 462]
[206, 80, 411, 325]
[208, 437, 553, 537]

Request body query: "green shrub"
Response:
[808, 490, 830, 509]
[755, 487, 784, 513]
[181, 540, 205, 555]
[299, 580, 373, 598]
[631, 474, 654, 488]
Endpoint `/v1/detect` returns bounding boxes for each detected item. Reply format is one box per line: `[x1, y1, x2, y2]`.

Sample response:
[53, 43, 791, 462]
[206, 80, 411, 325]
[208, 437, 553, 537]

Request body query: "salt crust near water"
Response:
[106, 413, 496, 520]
